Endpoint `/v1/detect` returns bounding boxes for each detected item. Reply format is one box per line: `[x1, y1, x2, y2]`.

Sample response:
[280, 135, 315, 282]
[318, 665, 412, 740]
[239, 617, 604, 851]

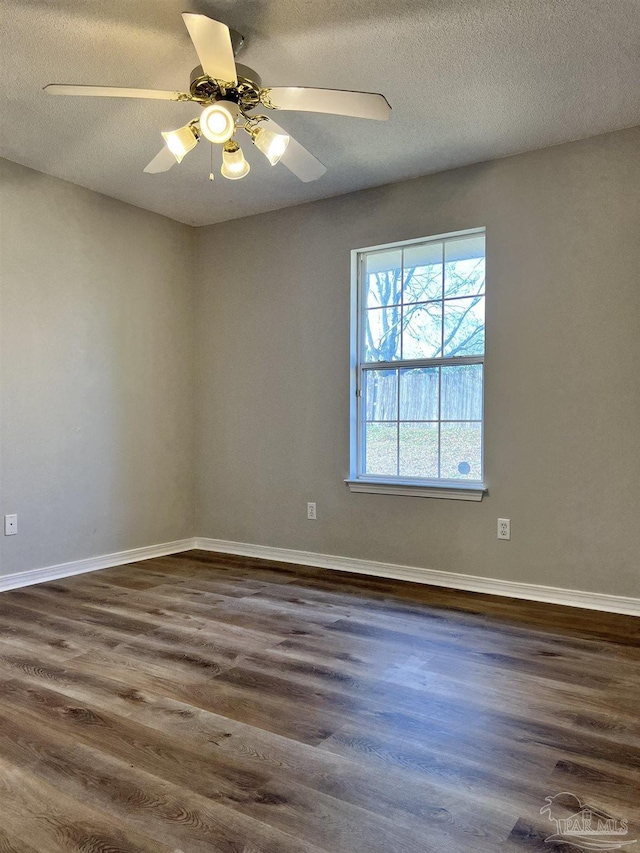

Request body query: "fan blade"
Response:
[44, 84, 188, 101]
[143, 146, 177, 174]
[264, 119, 327, 182]
[182, 13, 237, 85]
[262, 87, 390, 121]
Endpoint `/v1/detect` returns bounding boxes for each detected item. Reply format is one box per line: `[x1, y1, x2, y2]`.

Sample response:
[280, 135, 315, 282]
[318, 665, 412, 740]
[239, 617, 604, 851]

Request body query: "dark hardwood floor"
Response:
[0, 549, 637, 852]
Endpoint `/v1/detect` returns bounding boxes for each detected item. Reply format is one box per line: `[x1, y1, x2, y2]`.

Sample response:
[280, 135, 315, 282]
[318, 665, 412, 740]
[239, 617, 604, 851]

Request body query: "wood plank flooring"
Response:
[0, 549, 638, 852]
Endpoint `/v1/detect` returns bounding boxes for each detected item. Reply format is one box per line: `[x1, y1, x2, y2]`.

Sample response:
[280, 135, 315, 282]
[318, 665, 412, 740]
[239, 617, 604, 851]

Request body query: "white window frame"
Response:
[346, 227, 487, 500]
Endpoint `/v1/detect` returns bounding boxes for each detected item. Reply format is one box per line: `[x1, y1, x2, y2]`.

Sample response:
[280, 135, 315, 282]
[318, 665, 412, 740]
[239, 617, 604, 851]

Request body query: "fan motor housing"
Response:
[189, 64, 262, 110]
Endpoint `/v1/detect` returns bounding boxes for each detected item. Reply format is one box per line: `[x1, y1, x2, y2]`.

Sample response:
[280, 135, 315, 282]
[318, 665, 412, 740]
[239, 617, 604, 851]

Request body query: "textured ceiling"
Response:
[1, 0, 639, 226]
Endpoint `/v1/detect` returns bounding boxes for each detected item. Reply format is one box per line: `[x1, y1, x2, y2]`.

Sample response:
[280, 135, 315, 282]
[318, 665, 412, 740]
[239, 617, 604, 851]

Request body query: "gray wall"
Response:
[0, 158, 196, 575]
[195, 127, 640, 598]
[2, 129, 639, 597]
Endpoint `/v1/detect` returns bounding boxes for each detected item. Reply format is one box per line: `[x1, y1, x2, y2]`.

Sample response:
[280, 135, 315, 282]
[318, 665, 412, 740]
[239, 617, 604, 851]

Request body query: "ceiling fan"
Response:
[44, 13, 391, 183]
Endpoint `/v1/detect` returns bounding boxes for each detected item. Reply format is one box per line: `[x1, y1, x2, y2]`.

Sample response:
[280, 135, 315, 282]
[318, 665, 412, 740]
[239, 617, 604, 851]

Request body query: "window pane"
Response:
[441, 364, 483, 421]
[364, 369, 398, 421]
[365, 306, 402, 361]
[365, 423, 397, 476]
[444, 236, 485, 298]
[440, 422, 482, 480]
[399, 423, 439, 478]
[402, 303, 442, 359]
[365, 250, 402, 308]
[442, 297, 484, 357]
[356, 231, 485, 486]
[399, 368, 439, 420]
[403, 242, 442, 303]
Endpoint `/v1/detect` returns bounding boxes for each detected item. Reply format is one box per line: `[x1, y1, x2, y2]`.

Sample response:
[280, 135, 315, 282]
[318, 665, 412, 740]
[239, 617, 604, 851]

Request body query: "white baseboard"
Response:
[0, 538, 196, 593]
[2, 535, 638, 617]
[194, 537, 640, 617]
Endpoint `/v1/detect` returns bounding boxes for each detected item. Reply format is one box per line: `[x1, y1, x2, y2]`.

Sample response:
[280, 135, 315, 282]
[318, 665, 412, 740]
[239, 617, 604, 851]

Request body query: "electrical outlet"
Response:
[307, 502, 317, 520]
[4, 514, 17, 536]
[497, 518, 511, 540]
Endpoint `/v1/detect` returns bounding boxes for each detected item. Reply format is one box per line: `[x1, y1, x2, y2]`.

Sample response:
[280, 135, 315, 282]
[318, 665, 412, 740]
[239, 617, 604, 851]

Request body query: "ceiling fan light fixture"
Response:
[46, 14, 389, 186]
[251, 125, 290, 165]
[221, 140, 250, 180]
[161, 123, 199, 163]
[200, 100, 238, 144]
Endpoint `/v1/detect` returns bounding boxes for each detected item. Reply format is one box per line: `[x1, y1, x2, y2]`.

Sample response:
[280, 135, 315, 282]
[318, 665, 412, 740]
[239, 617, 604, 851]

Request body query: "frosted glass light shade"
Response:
[161, 124, 199, 163]
[252, 126, 290, 165]
[200, 101, 238, 144]
[221, 142, 250, 180]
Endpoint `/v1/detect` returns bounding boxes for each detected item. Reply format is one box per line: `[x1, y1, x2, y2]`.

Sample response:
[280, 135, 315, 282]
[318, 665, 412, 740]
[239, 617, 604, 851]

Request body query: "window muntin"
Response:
[354, 230, 485, 487]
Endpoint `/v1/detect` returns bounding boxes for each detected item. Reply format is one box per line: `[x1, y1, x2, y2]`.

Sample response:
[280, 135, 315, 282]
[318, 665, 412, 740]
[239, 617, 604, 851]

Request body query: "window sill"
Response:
[345, 478, 487, 501]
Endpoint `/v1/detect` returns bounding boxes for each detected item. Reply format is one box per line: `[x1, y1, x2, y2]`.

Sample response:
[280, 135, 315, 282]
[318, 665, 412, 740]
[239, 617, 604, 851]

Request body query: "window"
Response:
[347, 228, 486, 500]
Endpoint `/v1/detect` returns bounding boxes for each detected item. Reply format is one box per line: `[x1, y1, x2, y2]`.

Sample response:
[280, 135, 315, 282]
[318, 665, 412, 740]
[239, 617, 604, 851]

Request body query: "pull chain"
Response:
[209, 143, 214, 181]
